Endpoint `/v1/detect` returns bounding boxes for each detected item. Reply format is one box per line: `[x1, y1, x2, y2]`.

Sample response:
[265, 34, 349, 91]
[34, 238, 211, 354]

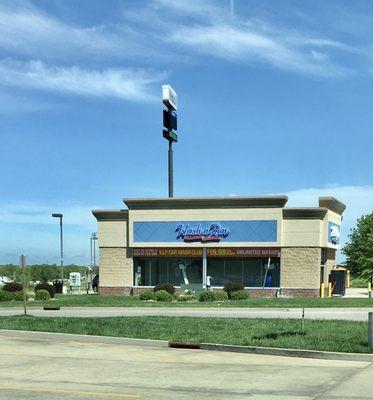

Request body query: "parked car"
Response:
[92, 274, 99, 292]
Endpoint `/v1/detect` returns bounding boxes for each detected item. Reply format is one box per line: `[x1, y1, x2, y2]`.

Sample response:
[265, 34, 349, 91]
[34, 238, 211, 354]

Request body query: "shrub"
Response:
[230, 290, 249, 300]
[153, 283, 175, 295]
[177, 294, 196, 302]
[12, 291, 24, 301]
[153, 290, 173, 302]
[199, 291, 228, 302]
[0, 290, 13, 301]
[199, 291, 216, 302]
[35, 283, 55, 298]
[139, 290, 155, 301]
[214, 291, 228, 301]
[224, 282, 244, 299]
[35, 289, 51, 301]
[3, 282, 23, 292]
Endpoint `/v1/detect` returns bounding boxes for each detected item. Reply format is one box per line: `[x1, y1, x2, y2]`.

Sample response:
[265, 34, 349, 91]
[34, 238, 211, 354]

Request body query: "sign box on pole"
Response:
[162, 85, 177, 111]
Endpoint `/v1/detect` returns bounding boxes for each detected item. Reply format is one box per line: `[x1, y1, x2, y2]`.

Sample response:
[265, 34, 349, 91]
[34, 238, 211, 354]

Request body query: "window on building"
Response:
[134, 257, 280, 287]
[134, 258, 202, 286]
[207, 257, 280, 288]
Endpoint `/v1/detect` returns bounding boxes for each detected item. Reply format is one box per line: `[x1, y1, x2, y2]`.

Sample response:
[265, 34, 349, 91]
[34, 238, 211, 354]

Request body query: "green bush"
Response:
[214, 291, 228, 301]
[139, 290, 155, 301]
[177, 294, 196, 302]
[153, 283, 175, 295]
[230, 290, 249, 300]
[3, 282, 23, 292]
[153, 290, 173, 302]
[199, 291, 216, 302]
[199, 291, 228, 302]
[35, 289, 51, 301]
[0, 290, 13, 301]
[12, 291, 24, 301]
[223, 282, 244, 299]
[35, 283, 55, 298]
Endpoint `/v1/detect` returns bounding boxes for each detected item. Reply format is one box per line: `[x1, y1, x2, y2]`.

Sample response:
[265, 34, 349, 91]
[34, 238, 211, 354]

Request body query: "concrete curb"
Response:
[1, 329, 372, 362]
[0, 329, 169, 348]
[200, 343, 373, 362]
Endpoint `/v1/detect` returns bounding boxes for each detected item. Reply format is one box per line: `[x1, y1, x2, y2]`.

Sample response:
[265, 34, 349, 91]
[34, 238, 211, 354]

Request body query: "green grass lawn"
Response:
[0, 315, 370, 354]
[350, 277, 369, 288]
[0, 294, 373, 308]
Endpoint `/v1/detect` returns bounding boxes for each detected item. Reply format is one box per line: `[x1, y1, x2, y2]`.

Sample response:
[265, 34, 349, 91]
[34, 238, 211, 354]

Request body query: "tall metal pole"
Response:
[90, 236, 93, 270]
[168, 139, 173, 198]
[20, 255, 27, 316]
[93, 236, 96, 275]
[59, 216, 64, 280]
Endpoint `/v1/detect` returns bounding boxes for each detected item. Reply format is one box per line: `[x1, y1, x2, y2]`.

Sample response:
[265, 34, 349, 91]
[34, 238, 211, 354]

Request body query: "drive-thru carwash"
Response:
[92, 195, 345, 297]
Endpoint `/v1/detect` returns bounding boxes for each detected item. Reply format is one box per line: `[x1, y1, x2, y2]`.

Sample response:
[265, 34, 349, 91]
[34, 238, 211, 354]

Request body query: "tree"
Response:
[343, 213, 373, 279]
[0, 264, 88, 283]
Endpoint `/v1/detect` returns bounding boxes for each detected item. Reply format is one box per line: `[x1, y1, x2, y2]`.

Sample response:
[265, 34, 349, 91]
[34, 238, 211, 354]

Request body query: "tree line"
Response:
[0, 264, 91, 283]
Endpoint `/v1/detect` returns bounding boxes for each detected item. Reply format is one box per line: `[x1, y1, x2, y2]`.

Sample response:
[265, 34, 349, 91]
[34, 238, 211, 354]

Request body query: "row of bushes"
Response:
[0, 281, 54, 302]
[0, 290, 24, 301]
[0, 288, 51, 302]
[152, 282, 246, 297]
[1, 282, 55, 297]
[139, 288, 249, 302]
[140, 282, 248, 302]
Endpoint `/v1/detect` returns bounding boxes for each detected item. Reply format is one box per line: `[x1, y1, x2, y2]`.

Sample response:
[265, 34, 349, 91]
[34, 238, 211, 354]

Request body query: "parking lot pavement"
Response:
[1, 306, 373, 321]
[344, 288, 369, 298]
[0, 330, 372, 399]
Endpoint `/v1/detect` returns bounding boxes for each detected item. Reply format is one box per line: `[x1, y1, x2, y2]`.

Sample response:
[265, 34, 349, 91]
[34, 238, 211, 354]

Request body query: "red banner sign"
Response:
[133, 248, 281, 258]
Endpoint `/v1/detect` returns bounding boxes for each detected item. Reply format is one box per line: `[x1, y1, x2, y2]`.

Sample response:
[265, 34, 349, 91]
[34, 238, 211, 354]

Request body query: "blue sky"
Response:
[1, 0, 373, 265]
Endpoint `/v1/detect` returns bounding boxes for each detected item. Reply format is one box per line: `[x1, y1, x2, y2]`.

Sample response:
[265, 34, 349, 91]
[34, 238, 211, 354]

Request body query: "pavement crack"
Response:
[311, 361, 373, 400]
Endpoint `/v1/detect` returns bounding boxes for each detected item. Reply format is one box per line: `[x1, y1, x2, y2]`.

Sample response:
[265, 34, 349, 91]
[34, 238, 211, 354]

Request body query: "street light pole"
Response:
[52, 213, 64, 280]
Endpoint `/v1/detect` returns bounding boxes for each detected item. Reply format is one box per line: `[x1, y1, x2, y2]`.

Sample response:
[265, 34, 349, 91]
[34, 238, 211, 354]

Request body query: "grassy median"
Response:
[0, 315, 370, 353]
[1, 294, 373, 308]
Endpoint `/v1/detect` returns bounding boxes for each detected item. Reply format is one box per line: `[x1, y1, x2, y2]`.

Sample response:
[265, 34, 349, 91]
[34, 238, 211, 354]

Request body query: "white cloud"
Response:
[169, 24, 349, 77]
[0, 0, 360, 83]
[0, 1, 128, 60]
[0, 60, 165, 102]
[143, 0, 353, 77]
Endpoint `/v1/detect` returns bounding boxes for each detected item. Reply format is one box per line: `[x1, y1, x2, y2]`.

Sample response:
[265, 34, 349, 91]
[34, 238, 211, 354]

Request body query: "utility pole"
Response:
[91, 233, 98, 275]
[162, 85, 178, 198]
[90, 235, 93, 270]
[52, 213, 64, 280]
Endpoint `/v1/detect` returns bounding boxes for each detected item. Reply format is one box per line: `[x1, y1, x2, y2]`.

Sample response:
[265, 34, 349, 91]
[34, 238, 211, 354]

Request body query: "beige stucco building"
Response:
[92, 195, 345, 297]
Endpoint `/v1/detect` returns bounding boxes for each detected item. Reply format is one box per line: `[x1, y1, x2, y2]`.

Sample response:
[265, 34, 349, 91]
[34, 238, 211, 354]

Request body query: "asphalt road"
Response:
[1, 306, 373, 321]
[0, 330, 372, 400]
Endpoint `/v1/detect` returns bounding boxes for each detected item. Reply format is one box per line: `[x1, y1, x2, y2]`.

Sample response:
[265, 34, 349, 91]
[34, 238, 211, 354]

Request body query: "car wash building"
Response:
[92, 195, 345, 297]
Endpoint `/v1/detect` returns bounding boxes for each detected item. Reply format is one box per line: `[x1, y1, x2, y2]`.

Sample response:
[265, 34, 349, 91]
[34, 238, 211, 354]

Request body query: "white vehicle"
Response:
[0, 276, 11, 286]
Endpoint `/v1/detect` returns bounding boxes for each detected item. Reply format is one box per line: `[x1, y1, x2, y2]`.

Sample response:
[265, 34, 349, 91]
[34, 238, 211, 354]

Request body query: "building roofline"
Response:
[92, 210, 128, 221]
[318, 197, 346, 215]
[282, 207, 328, 220]
[123, 196, 288, 210]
